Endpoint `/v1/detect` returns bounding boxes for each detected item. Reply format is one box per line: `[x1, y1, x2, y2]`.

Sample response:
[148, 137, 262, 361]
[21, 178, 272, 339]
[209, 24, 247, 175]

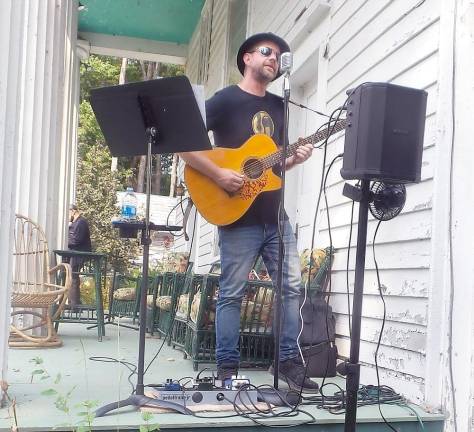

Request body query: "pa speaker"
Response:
[340, 82, 427, 183]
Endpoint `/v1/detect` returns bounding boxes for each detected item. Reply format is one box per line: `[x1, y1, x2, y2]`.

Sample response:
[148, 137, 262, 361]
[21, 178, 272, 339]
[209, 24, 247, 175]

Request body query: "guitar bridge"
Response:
[239, 174, 268, 200]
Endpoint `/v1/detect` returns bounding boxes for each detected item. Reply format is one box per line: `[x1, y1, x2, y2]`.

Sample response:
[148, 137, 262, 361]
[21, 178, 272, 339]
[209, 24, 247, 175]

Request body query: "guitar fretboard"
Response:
[261, 119, 347, 170]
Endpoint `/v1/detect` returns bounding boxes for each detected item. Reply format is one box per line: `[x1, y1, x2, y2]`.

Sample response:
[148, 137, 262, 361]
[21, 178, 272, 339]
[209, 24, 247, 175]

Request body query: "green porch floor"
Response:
[1, 322, 444, 431]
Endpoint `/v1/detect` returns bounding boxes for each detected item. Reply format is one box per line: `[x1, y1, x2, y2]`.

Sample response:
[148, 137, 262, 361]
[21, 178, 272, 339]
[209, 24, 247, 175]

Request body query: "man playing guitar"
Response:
[179, 32, 318, 392]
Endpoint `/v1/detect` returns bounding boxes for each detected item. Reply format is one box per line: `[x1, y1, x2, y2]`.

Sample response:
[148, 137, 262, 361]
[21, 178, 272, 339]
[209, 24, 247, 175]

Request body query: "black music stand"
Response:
[89, 75, 211, 416]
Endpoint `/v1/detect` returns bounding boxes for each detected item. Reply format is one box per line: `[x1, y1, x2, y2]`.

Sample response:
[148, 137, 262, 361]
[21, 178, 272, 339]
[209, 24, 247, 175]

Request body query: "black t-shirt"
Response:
[206, 85, 285, 226]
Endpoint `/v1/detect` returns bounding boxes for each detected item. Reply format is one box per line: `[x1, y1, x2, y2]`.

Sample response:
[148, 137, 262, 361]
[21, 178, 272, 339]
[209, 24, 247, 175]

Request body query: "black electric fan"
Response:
[368, 181, 406, 221]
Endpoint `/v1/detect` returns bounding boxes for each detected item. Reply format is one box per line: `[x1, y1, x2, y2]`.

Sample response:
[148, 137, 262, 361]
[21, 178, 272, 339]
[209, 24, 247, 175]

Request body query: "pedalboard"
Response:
[148, 386, 261, 408]
[149, 376, 257, 408]
[147, 376, 299, 410]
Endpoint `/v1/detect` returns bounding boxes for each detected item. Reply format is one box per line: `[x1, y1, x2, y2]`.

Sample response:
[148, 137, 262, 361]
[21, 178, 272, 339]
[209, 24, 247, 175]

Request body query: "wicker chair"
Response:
[10, 215, 72, 348]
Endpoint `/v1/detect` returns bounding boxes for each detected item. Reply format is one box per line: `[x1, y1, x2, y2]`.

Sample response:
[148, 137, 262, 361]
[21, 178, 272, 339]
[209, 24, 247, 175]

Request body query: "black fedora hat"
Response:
[237, 32, 290, 80]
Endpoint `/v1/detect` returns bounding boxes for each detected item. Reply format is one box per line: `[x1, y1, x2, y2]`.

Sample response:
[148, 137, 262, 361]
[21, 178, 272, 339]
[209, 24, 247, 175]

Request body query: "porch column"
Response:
[1, 0, 80, 399]
[450, 2, 474, 430]
[426, 1, 474, 431]
[0, 0, 26, 395]
[15, 0, 79, 249]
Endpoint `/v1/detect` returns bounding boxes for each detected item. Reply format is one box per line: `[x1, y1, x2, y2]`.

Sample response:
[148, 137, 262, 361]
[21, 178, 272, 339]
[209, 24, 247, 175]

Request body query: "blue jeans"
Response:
[216, 221, 302, 366]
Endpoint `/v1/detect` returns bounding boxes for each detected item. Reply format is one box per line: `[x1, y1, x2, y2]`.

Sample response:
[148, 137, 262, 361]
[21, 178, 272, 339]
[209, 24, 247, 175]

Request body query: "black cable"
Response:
[143, 321, 174, 377]
[306, 105, 347, 273]
[254, 106, 345, 418]
[372, 219, 398, 432]
[185, 381, 317, 426]
[300, 383, 404, 413]
[143, 271, 195, 377]
[88, 356, 137, 393]
[319, 152, 344, 391]
[251, 104, 344, 419]
[143, 208, 198, 376]
[228, 384, 317, 427]
[289, 98, 330, 118]
[299, 86, 361, 408]
[297, 105, 347, 400]
[196, 368, 211, 380]
[140, 373, 404, 423]
[345, 197, 356, 337]
[165, 195, 190, 238]
[177, 376, 194, 387]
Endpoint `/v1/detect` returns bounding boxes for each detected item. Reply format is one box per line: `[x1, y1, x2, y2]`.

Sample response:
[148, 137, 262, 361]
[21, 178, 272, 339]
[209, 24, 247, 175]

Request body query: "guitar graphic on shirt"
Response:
[184, 119, 347, 226]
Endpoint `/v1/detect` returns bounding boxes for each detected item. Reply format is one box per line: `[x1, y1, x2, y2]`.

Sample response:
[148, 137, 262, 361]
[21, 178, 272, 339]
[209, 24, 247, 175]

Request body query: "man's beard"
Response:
[252, 65, 275, 84]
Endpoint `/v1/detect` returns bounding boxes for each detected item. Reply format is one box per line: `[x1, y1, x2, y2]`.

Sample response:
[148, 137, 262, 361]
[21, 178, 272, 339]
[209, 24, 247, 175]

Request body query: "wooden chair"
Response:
[10, 215, 72, 348]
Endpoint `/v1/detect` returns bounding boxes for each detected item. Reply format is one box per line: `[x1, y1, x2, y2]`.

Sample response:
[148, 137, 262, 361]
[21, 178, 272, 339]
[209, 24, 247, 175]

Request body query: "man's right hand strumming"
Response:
[213, 167, 244, 193]
[179, 151, 244, 194]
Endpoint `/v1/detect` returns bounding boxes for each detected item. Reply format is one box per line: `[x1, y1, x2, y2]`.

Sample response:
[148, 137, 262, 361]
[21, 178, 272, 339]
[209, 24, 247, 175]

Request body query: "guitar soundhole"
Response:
[243, 158, 264, 180]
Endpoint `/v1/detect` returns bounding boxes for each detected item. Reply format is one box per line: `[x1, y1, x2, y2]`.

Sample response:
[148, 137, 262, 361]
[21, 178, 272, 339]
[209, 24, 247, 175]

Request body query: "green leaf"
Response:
[31, 369, 45, 375]
[74, 399, 98, 410]
[54, 395, 69, 413]
[55, 404, 69, 414]
[41, 389, 58, 396]
[75, 425, 92, 432]
[141, 411, 153, 422]
[139, 425, 148, 432]
[76, 411, 89, 417]
[83, 400, 99, 409]
[54, 373, 62, 384]
[66, 385, 77, 398]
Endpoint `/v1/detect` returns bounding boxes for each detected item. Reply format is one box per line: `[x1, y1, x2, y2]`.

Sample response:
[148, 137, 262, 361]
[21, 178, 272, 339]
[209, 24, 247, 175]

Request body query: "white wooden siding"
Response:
[206, 1, 229, 97]
[321, 0, 441, 403]
[249, 0, 315, 38]
[185, 15, 202, 84]
[182, 0, 474, 424]
[246, 0, 443, 404]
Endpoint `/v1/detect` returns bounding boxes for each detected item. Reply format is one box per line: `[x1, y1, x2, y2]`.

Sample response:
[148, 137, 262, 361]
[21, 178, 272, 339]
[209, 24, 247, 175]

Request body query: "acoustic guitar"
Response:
[184, 119, 347, 226]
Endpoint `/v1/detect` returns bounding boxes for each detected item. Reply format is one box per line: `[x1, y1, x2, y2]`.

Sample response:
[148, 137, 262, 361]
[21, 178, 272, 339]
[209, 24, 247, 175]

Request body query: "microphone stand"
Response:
[273, 70, 291, 389]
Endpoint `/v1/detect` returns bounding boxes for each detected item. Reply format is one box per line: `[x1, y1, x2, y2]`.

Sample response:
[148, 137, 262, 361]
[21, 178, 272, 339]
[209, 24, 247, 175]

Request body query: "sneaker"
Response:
[270, 357, 319, 394]
[216, 362, 239, 386]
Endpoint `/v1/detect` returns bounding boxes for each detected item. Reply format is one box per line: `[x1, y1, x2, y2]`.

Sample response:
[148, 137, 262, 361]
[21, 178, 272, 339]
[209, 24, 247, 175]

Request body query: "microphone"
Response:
[279, 52, 293, 76]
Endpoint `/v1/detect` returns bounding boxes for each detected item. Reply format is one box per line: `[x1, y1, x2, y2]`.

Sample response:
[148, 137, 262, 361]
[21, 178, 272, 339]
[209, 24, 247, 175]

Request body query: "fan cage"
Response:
[369, 182, 406, 221]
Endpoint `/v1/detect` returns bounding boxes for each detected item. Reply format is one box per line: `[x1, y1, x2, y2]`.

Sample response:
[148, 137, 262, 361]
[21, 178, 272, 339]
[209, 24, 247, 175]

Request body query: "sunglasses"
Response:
[247, 46, 281, 61]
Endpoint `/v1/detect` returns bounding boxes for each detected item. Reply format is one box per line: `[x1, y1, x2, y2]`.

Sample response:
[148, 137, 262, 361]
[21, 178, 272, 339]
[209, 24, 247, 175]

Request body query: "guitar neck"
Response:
[261, 119, 347, 170]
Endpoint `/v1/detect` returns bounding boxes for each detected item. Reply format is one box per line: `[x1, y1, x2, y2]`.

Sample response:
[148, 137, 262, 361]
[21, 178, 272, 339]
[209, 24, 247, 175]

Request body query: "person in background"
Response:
[179, 33, 318, 392]
[68, 204, 92, 307]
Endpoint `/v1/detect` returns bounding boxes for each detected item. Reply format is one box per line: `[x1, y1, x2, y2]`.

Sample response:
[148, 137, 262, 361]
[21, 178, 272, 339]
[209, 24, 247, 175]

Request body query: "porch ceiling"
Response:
[77, 0, 205, 64]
